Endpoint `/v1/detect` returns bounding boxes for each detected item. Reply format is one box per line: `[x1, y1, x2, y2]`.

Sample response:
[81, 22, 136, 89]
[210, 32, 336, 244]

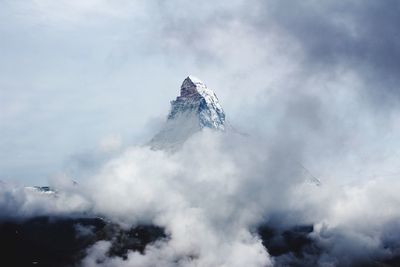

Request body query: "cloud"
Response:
[150, 0, 400, 110]
[1, 0, 400, 266]
[2, 120, 400, 265]
[259, 1, 400, 106]
[0, 182, 89, 220]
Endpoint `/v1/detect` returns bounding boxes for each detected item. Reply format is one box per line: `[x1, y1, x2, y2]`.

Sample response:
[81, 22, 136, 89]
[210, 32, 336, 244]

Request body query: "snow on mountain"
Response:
[149, 76, 226, 150]
[24, 186, 57, 194]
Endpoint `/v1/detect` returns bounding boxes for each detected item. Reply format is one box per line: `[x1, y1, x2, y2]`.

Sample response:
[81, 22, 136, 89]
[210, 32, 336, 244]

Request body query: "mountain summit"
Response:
[171, 76, 225, 130]
[150, 76, 226, 150]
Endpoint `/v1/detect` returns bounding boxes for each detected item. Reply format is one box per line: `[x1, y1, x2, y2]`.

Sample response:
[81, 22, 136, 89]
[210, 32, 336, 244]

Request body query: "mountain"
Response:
[149, 76, 226, 150]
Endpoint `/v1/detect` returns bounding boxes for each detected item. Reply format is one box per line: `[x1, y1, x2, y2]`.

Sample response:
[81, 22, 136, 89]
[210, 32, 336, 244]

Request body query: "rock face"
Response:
[150, 76, 226, 150]
[173, 76, 225, 130]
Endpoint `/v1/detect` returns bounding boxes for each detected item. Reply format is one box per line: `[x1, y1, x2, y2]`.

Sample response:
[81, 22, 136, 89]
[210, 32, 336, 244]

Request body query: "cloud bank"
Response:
[2, 122, 400, 266]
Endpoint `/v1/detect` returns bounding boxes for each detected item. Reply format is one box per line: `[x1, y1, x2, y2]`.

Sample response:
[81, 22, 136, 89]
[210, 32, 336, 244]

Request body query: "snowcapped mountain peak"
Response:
[149, 76, 226, 150]
[180, 75, 206, 96]
[170, 75, 225, 130]
[182, 75, 204, 86]
[180, 76, 215, 100]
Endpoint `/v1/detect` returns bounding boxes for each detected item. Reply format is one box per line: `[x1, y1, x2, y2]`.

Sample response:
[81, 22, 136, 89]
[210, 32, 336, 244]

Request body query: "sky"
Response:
[1, 1, 400, 266]
[1, 0, 400, 184]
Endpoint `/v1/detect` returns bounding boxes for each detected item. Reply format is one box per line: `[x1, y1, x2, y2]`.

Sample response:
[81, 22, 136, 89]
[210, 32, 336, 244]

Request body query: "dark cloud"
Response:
[260, 0, 400, 103]
[154, 0, 400, 107]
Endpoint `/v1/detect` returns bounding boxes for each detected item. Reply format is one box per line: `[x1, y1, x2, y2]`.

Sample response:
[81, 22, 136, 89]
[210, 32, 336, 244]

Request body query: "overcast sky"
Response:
[1, 0, 400, 185]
